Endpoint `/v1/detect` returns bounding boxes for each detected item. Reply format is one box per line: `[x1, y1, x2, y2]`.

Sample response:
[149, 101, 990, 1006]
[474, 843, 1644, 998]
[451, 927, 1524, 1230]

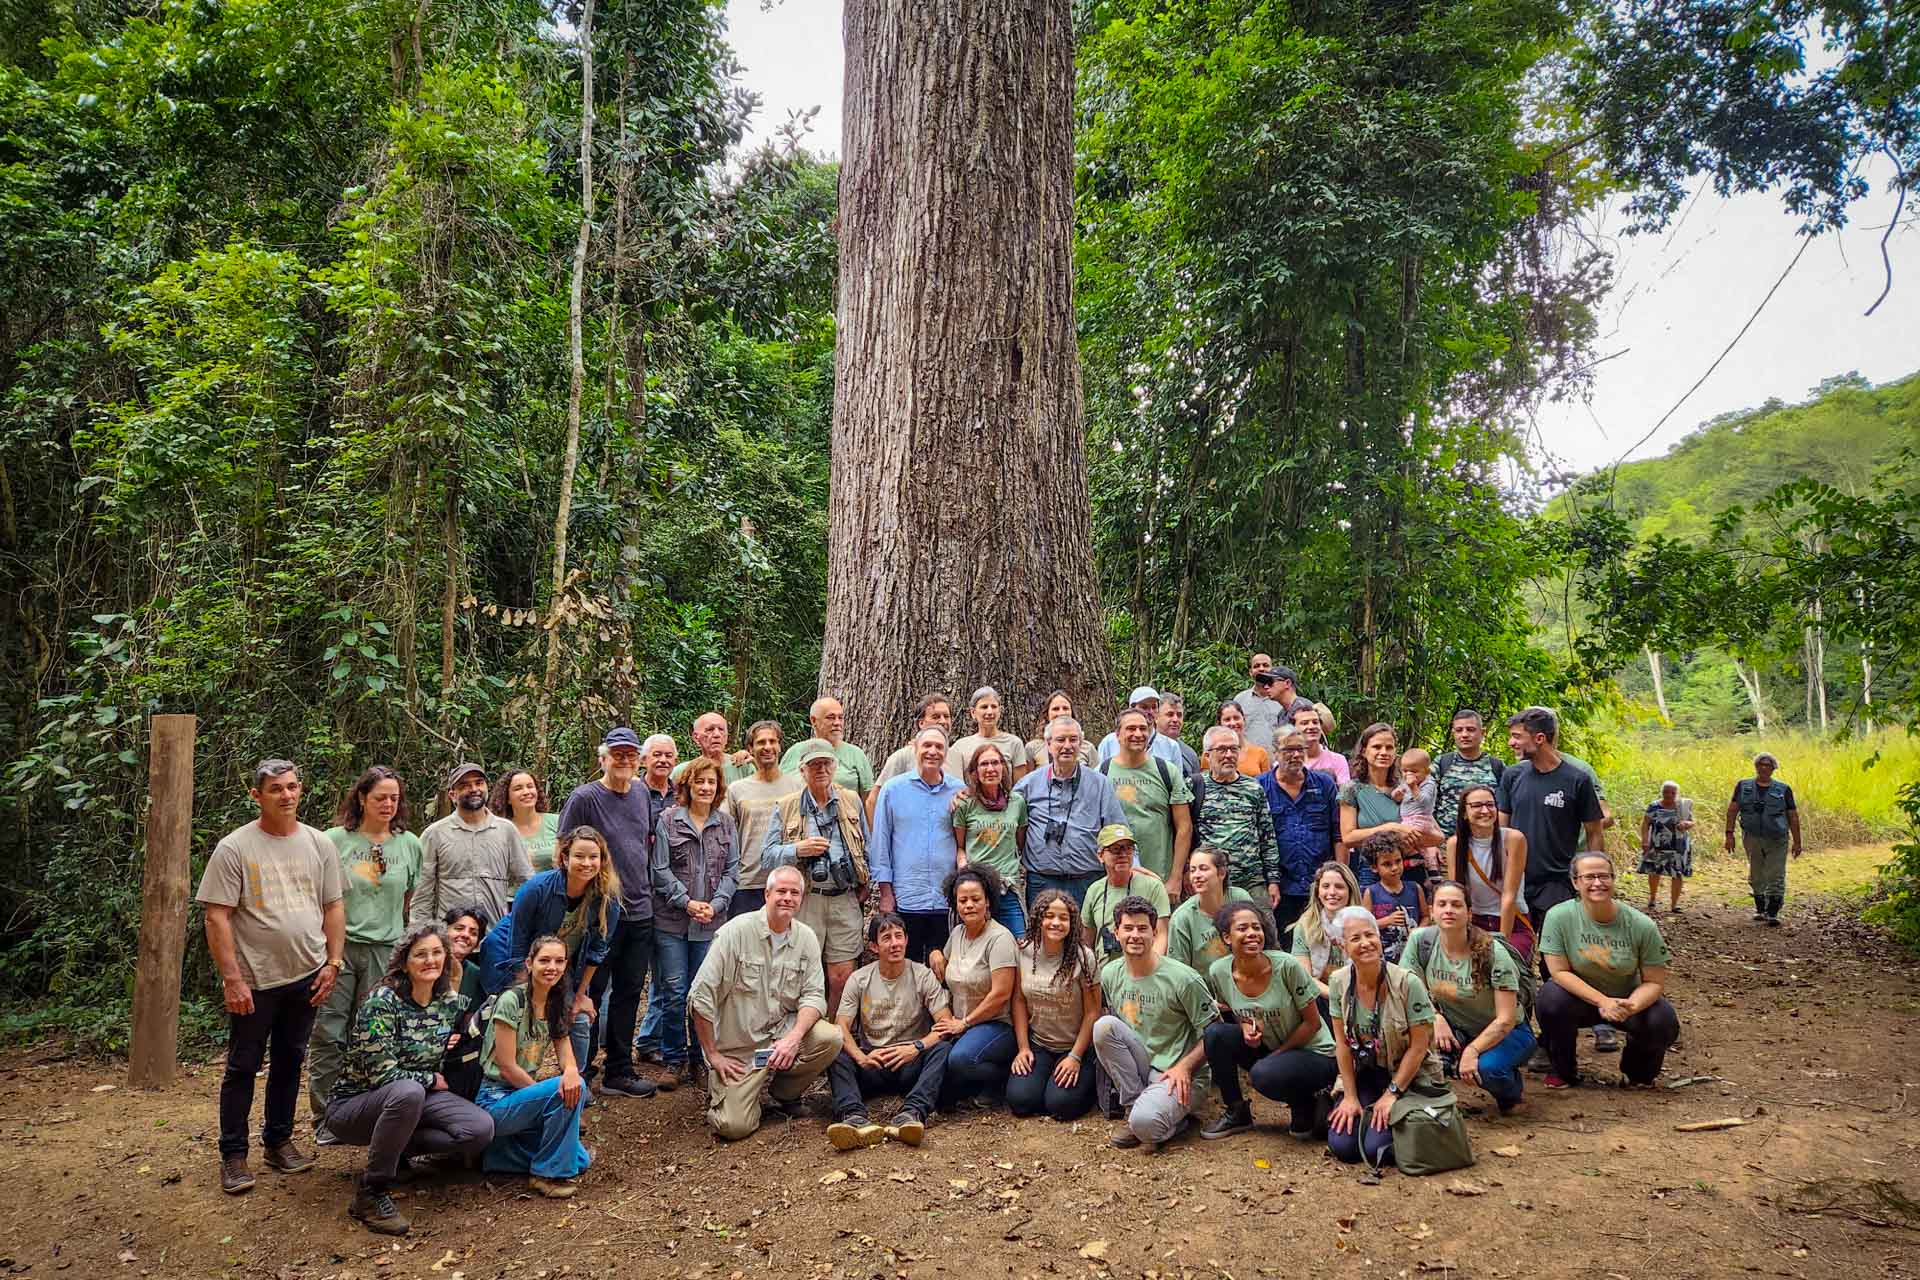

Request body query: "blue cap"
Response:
[602, 727, 641, 750]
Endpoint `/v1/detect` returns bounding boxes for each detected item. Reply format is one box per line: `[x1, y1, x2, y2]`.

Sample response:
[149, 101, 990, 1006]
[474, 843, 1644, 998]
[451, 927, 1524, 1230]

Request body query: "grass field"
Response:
[1586, 727, 1918, 848]
[1615, 841, 1895, 908]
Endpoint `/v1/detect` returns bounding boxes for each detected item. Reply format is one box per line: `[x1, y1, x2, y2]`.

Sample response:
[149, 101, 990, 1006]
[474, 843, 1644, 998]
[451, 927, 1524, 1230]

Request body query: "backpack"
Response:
[1412, 929, 1537, 1021]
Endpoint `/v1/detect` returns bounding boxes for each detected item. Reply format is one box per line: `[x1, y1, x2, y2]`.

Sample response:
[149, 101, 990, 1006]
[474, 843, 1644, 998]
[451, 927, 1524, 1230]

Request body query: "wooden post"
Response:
[129, 713, 196, 1089]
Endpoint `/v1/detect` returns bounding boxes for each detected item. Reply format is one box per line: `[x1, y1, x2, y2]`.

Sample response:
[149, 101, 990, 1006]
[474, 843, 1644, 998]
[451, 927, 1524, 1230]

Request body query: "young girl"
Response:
[476, 935, 591, 1198]
[1391, 748, 1443, 879]
[1360, 835, 1427, 963]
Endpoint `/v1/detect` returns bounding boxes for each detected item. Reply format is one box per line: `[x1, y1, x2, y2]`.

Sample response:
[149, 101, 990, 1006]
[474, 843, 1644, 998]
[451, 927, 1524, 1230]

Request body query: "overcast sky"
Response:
[722, 0, 1918, 480]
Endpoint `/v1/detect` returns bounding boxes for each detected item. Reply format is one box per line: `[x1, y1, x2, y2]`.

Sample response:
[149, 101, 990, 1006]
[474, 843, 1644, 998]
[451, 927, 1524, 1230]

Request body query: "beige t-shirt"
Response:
[1017, 944, 1096, 1053]
[941, 921, 1019, 1024]
[195, 822, 345, 990]
[837, 960, 947, 1049]
[724, 772, 804, 889]
[950, 731, 1030, 776]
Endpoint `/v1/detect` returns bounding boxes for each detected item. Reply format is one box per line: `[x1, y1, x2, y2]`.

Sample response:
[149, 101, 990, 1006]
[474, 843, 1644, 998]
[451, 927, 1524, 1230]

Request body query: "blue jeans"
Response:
[1464, 1022, 1535, 1110]
[992, 890, 1026, 937]
[641, 933, 710, 1066]
[476, 1077, 592, 1178]
[1024, 870, 1100, 913]
[939, 1021, 1017, 1107]
[1327, 1067, 1395, 1167]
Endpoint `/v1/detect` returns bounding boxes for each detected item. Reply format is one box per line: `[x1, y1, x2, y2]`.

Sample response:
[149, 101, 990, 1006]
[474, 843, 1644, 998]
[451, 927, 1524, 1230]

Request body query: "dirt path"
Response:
[2, 866, 1917, 1280]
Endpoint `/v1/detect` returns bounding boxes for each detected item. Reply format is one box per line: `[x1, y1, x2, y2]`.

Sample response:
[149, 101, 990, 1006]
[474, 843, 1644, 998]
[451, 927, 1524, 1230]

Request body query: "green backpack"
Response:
[1412, 929, 1538, 1022]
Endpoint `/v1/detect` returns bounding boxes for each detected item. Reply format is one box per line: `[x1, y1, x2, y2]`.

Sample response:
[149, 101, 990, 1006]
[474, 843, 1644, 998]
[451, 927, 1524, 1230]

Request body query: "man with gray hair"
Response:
[197, 758, 346, 1194]
[869, 726, 966, 962]
[1725, 752, 1801, 925]
[1017, 715, 1126, 910]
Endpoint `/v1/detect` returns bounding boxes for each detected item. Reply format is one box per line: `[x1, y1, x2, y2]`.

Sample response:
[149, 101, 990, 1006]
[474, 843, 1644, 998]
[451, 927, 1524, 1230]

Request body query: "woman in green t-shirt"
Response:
[475, 935, 591, 1197]
[952, 742, 1029, 935]
[1538, 853, 1679, 1089]
[1200, 900, 1338, 1141]
[492, 767, 561, 873]
[1326, 907, 1444, 1173]
[311, 765, 425, 1135]
[1166, 845, 1252, 970]
[1403, 882, 1534, 1114]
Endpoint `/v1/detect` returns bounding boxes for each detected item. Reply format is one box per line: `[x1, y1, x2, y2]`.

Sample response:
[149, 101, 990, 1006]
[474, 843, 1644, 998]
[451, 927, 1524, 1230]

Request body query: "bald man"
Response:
[779, 697, 875, 799]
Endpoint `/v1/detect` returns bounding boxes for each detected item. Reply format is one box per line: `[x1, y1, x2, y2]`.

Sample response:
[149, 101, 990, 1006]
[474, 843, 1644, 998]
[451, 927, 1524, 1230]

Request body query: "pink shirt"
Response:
[1303, 748, 1351, 786]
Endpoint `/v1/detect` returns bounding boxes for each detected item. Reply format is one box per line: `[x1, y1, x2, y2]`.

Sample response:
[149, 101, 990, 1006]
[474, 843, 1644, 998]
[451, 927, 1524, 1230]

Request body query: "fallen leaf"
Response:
[949, 1179, 970, 1191]
[1445, 1180, 1490, 1197]
[1078, 1240, 1109, 1260]
[1491, 1145, 1523, 1158]
[819, 1171, 849, 1186]
[430, 1250, 461, 1271]
[93, 1084, 117, 1093]
[117, 1251, 136, 1265]
[994, 1160, 1013, 1170]
[1674, 1118, 1749, 1133]
[888, 1172, 915, 1183]
[1253, 1158, 1271, 1170]
[137, 1165, 153, 1174]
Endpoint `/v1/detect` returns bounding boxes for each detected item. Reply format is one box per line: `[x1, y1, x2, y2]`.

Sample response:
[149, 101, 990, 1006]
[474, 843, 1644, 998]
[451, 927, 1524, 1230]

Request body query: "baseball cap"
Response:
[1254, 666, 1297, 687]
[796, 738, 838, 768]
[445, 761, 487, 790]
[1097, 822, 1138, 851]
[1127, 686, 1161, 705]
[602, 727, 641, 750]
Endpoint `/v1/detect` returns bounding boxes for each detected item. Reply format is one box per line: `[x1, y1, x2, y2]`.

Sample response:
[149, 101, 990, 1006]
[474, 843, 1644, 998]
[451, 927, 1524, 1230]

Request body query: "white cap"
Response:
[1128, 686, 1161, 705]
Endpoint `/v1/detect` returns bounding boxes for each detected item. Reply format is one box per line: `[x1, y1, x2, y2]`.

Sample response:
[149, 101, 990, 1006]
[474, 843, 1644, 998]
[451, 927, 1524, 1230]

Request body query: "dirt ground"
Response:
[3, 854, 1918, 1280]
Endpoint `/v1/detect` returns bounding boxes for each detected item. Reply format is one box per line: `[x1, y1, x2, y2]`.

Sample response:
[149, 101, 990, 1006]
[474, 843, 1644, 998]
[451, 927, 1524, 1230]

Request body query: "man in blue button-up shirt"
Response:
[1017, 716, 1125, 913]
[871, 727, 966, 963]
[1259, 727, 1339, 947]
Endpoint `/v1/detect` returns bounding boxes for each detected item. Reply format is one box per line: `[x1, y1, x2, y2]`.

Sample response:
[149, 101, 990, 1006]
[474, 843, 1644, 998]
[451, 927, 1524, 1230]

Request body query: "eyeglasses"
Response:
[1278, 747, 1307, 756]
[1574, 872, 1615, 883]
[1465, 800, 1497, 810]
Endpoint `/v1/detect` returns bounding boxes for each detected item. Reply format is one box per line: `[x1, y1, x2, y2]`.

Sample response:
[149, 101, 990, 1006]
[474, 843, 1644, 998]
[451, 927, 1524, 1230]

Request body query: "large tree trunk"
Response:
[1732, 656, 1767, 733]
[1645, 646, 1669, 721]
[822, 0, 1112, 749]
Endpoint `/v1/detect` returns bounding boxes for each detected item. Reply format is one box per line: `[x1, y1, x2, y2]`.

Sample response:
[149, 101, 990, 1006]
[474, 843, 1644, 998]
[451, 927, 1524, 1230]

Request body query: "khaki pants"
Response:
[706, 1021, 844, 1140]
[1744, 832, 1790, 907]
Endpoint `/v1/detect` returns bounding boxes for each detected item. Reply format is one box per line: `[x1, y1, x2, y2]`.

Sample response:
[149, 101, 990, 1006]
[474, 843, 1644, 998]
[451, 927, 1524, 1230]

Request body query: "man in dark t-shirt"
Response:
[1496, 707, 1604, 929]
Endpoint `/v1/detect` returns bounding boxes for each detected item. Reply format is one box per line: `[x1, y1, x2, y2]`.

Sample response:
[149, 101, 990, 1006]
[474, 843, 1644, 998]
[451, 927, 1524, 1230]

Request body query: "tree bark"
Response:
[822, 0, 1112, 749]
[1732, 656, 1767, 733]
[534, 0, 595, 778]
[1645, 646, 1668, 721]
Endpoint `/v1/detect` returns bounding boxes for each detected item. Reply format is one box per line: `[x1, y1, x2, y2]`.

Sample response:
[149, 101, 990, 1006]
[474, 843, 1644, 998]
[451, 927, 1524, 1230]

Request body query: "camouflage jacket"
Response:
[1195, 773, 1280, 894]
[330, 983, 466, 1101]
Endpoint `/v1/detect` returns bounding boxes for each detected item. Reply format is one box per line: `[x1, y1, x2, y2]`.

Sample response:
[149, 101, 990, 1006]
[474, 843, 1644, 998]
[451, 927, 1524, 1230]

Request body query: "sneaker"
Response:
[1592, 1026, 1621, 1054]
[1543, 1073, 1574, 1090]
[219, 1155, 255, 1196]
[529, 1175, 578, 1199]
[763, 1095, 807, 1121]
[313, 1121, 343, 1147]
[1765, 915, 1782, 927]
[887, 1111, 926, 1147]
[636, 1047, 666, 1067]
[1200, 1104, 1254, 1141]
[348, 1176, 410, 1235]
[827, 1117, 884, 1151]
[1751, 910, 1767, 922]
[1109, 1126, 1142, 1150]
[600, 1073, 658, 1099]
[263, 1141, 316, 1173]
[1289, 1093, 1332, 1140]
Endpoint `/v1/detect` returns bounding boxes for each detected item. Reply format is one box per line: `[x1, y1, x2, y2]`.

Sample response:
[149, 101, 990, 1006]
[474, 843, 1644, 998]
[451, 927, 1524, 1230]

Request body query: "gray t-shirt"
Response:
[724, 772, 804, 889]
[195, 822, 345, 990]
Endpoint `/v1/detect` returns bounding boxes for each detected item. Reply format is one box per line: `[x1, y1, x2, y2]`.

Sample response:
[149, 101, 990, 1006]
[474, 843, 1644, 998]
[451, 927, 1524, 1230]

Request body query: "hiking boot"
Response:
[263, 1140, 316, 1173]
[219, 1155, 255, 1196]
[600, 1073, 658, 1099]
[1289, 1093, 1332, 1140]
[827, 1117, 884, 1151]
[649, 1063, 680, 1094]
[675, 1060, 697, 1089]
[1592, 1026, 1621, 1054]
[1764, 915, 1783, 927]
[529, 1175, 577, 1199]
[1109, 1126, 1142, 1149]
[887, 1111, 926, 1147]
[636, 1047, 666, 1067]
[348, 1176, 410, 1235]
[763, 1094, 808, 1121]
[1201, 1103, 1254, 1140]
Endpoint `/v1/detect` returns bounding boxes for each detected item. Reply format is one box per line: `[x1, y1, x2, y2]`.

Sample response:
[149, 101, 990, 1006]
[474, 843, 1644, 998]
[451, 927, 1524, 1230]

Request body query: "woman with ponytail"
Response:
[476, 935, 592, 1197]
[1401, 881, 1534, 1114]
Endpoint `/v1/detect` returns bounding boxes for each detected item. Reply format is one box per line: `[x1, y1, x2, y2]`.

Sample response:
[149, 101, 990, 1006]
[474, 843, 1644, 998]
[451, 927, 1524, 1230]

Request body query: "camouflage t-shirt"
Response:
[331, 983, 465, 1102]
[1195, 774, 1279, 896]
[1433, 752, 1504, 838]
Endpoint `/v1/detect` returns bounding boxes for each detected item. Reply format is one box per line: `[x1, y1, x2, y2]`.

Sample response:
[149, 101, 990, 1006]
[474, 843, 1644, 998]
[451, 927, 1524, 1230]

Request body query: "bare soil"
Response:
[2, 872, 1918, 1280]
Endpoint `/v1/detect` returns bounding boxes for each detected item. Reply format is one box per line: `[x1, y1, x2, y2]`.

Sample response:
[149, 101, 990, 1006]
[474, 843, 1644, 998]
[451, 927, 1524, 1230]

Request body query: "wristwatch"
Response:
[327, 957, 346, 971]
[1386, 1082, 1405, 1096]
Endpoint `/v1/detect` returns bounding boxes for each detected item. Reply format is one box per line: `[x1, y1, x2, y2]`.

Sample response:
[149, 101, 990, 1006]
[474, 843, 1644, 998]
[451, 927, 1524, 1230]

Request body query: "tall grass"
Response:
[1590, 728, 1919, 848]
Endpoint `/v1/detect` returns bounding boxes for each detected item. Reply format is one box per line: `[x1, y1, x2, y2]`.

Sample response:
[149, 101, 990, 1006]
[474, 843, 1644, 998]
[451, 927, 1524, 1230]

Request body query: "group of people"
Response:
[197, 656, 1804, 1230]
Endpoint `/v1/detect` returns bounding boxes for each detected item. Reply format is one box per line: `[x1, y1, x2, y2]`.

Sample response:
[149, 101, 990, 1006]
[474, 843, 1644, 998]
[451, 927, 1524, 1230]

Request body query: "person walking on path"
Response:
[1639, 782, 1695, 914]
[197, 758, 345, 1195]
[1725, 753, 1802, 925]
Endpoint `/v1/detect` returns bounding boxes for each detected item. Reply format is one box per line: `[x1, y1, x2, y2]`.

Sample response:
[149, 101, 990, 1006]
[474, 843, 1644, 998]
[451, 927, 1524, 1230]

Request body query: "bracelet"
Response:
[1065, 1051, 1081, 1063]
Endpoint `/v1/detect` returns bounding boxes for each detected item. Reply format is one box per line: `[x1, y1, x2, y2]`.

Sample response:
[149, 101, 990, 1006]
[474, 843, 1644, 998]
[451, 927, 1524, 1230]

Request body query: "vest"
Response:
[773, 785, 871, 887]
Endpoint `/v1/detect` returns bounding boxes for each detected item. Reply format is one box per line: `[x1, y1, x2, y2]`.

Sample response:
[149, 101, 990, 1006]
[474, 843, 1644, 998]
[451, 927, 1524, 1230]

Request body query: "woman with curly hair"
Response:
[323, 924, 495, 1235]
[477, 935, 592, 1197]
[1401, 880, 1535, 1114]
[491, 767, 560, 871]
[929, 866, 1020, 1109]
[311, 765, 423, 1138]
[1200, 899, 1337, 1141]
[1007, 889, 1100, 1121]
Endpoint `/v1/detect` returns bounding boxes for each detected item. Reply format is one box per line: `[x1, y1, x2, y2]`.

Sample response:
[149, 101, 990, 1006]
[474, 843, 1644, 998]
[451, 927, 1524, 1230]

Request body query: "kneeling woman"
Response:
[1201, 901, 1338, 1141]
[1538, 853, 1679, 1089]
[826, 912, 952, 1149]
[1008, 890, 1100, 1121]
[1326, 907, 1446, 1172]
[929, 867, 1020, 1108]
[324, 924, 495, 1235]
[477, 936, 592, 1197]
[1403, 882, 1535, 1114]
